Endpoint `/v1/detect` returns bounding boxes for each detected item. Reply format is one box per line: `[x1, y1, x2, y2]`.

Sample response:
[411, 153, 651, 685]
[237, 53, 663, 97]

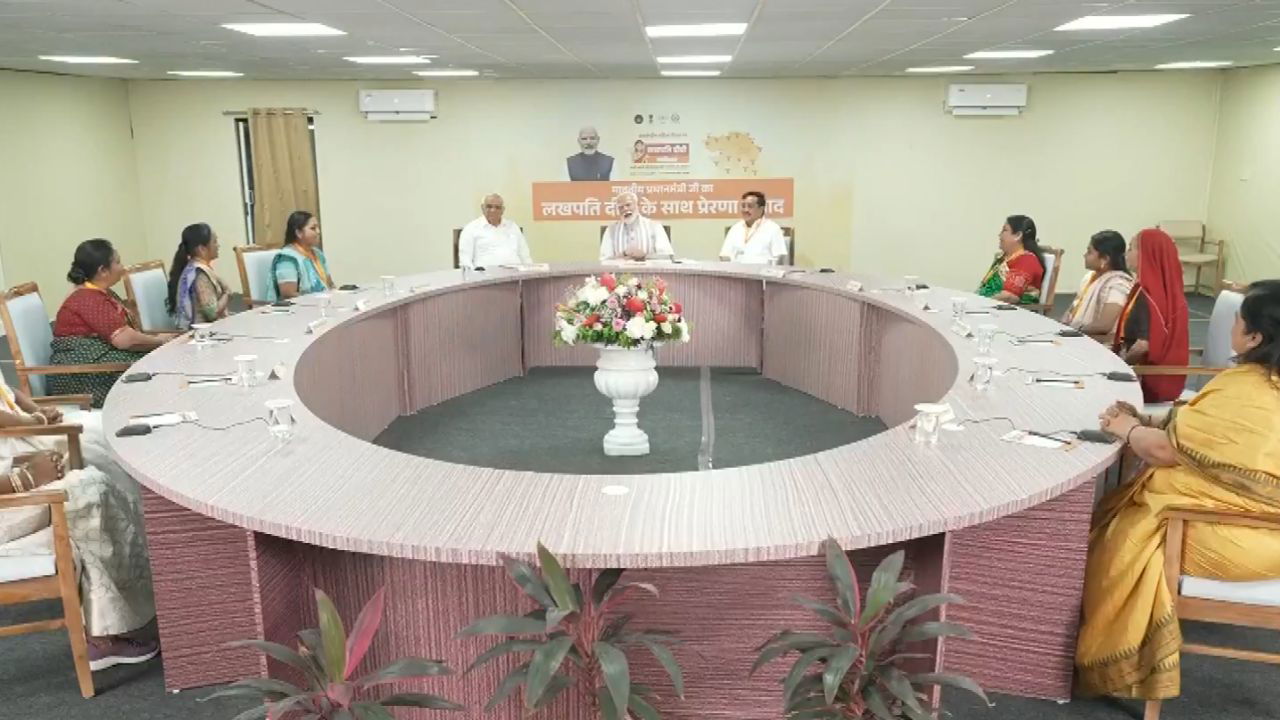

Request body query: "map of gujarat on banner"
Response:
[705, 131, 762, 176]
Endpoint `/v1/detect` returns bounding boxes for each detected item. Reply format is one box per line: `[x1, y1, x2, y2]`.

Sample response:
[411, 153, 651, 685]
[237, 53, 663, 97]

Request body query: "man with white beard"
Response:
[599, 192, 674, 261]
[566, 126, 613, 181]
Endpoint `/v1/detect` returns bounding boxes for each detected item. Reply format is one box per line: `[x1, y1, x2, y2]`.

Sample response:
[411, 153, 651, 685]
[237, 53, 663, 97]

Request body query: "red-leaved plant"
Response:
[753, 540, 989, 719]
[459, 542, 683, 720]
[203, 587, 463, 719]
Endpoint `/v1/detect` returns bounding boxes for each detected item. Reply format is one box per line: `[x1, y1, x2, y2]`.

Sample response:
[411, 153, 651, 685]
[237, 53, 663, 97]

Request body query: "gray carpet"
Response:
[375, 367, 886, 474]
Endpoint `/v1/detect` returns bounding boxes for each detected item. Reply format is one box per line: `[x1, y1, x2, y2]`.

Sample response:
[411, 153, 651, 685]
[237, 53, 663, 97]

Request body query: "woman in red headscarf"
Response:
[1112, 228, 1190, 402]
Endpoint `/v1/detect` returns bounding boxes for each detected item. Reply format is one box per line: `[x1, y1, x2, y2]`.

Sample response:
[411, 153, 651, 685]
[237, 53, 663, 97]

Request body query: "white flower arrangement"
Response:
[553, 273, 691, 349]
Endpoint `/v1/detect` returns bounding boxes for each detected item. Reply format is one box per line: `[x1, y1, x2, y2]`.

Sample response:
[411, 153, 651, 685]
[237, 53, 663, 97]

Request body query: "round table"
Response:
[104, 263, 1139, 716]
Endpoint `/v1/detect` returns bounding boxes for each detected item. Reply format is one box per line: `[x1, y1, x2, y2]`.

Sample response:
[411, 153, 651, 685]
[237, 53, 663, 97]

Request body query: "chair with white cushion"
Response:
[1145, 506, 1280, 720]
[121, 260, 177, 333]
[1024, 246, 1064, 315]
[1136, 287, 1244, 418]
[0, 421, 95, 698]
[0, 283, 133, 399]
[233, 245, 280, 306]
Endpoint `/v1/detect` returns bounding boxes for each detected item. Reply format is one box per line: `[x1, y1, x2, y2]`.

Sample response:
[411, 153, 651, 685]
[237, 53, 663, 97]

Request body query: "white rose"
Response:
[624, 315, 652, 341]
[637, 289, 649, 301]
[557, 318, 578, 344]
[613, 285, 629, 296]
[580, 286, 608, 305]
[659, 322, 672, 334]
[677, 320, 691, 342]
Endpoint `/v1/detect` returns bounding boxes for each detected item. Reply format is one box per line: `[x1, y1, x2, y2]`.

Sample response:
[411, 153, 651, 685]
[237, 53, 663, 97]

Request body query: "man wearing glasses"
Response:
[458, 193, 533, 269]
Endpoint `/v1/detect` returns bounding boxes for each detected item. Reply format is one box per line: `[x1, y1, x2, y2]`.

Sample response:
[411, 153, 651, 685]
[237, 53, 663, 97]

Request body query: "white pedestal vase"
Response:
[593, 344, 659, 456]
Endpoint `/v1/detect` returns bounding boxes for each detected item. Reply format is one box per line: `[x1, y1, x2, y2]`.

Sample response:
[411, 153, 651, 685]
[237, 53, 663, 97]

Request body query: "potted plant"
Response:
[753, 540, 989, 719]
[204, 586, 462, 719]
[459, 542, 684, 720]
[553, 273, 690, 456]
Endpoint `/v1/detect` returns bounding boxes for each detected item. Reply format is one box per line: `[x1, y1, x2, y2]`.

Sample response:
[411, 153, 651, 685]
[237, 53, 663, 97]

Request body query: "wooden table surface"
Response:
[102, 262, 1140, 568]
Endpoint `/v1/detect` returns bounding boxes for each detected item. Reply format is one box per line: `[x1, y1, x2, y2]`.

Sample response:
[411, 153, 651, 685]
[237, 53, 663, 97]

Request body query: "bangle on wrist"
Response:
[1125, 425, 1140, 445]
[7, 470, 22, 493]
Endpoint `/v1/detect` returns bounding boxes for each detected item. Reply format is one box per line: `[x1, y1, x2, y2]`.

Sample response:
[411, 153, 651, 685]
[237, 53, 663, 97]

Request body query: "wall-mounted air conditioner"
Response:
[946, 83, 1028, 117]
[357, 89, 436, 122]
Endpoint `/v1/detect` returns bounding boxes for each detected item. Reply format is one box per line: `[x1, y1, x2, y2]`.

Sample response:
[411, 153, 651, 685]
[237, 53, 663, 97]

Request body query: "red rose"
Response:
[584, 313, 600, 328]
[600, 273, 618, 291]
[624, 297, 645, 314]
[654, 313, 668, 324]
[672, 302, 683, 315]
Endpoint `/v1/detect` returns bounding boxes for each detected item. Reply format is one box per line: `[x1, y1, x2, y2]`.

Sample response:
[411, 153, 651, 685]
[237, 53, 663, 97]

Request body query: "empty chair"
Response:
[1027, 245, 1064, 315]
[233, 245, 280, 306]
[121, 261, 177, 333]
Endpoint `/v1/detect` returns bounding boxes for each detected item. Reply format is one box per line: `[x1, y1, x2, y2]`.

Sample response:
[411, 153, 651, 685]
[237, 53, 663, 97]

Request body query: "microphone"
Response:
[1074, 429, 1116, 444]
[114, 423, 153, 437]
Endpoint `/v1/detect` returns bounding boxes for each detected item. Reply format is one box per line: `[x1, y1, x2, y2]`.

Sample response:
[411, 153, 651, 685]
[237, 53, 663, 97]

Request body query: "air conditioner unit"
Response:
[946, 83, 1028, 117]
[357, 89, 436, 122]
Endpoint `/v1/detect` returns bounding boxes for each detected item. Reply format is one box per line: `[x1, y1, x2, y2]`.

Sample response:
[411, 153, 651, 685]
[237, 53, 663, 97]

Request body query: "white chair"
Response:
[1137, 288, 1244, 417]
[0, 283, 132, 398]
[121, 260, 177, 333]
[1145, 506, 1280, 720]
[233, 245, 280, 306]
[1024, 246, 1064, 315]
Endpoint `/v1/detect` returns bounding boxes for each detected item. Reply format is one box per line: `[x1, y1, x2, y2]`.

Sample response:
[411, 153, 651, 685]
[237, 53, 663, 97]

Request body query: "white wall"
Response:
[0, 70, 145, 311]
[125, 72, 1222, 293]
[1207, 64, 1280, 283]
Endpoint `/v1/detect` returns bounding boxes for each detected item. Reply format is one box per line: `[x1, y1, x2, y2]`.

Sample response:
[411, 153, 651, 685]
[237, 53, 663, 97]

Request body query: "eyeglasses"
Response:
[483, 204, 504, 210]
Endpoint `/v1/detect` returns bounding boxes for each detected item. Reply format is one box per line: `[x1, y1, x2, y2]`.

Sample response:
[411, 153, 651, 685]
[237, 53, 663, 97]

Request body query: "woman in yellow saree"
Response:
[1076, 279, 1280, 699]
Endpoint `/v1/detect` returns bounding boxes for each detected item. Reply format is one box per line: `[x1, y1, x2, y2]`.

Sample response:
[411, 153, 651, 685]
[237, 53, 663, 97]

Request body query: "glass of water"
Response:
[971, 356, 998, 390]
[265, 399, 296, 445]
[234, 354, 258, 388]
[316, 293, 332, 319]
[380, 275, 396, 297]
[191, 323, 212, 347]
[910, 287, 930, 311]
[950, 296, 967, 323]
[975, 323, 998, 354]
[912, 402, 947, 444]
[904, 275, 920, 293]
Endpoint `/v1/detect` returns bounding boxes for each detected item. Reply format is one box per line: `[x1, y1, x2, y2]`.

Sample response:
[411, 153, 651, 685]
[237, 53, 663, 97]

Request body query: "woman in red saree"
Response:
[1113, 228, 1190, 402]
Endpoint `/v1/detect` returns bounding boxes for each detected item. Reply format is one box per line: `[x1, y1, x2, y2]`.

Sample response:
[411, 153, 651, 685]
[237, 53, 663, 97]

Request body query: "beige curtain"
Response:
[248, 108, 319, 248]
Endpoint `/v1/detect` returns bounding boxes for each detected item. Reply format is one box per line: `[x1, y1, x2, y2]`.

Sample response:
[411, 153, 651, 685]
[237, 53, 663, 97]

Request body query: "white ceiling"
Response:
[2, 0, 1280, 79]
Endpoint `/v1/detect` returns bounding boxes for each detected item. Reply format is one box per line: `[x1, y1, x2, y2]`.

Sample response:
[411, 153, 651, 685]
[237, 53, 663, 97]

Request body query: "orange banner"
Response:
[531, 178, 794, 221]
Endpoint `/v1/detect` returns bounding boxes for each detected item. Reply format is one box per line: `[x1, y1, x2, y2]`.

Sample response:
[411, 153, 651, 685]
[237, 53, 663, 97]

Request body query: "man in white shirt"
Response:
[599, 192, 674, 261]
[458, 193, 532, 269]
[719, 191, 789, 265]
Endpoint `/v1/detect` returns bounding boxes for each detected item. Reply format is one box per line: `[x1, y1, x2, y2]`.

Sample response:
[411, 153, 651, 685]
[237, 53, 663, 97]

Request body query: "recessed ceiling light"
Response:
[905, 65, 974, 73]
[964, 50, 1054, 59]
[645, 23, 748, 38]
[343, 55, 434, 65]
[1155, 61, 1232, 69]
[38, 55, 137, 64]
[221, 23, 345, 37]
[661, 69, 722, 77]
[655, 55, 732, 64]
[167, 70, 243, 77]
[1056, 14, 1189, 31]
[412, 69, 479, 77]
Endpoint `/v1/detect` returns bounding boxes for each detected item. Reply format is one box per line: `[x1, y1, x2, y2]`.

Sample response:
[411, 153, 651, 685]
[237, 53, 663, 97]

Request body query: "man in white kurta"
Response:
[599, 192, 674, 261]
[458, 193, 532, 269]
[720, 191, 788, 265]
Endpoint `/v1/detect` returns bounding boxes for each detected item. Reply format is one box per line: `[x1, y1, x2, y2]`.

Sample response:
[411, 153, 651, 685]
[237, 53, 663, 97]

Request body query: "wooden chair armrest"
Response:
[1163, 505, 1280, 532]
[30, 394, 93, 410]
[0, 489, 68, 510]
[18, 363, 133, 376]
[0, 424, 83, 438]
[1132, 365, 1227, 377]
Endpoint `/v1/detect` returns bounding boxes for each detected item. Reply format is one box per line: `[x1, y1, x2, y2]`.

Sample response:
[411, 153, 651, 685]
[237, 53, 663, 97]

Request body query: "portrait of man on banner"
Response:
[567, 126, 613, 181]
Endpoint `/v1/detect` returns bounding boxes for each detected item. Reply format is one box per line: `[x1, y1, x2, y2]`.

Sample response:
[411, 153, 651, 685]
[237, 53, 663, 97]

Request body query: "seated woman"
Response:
[977, 214, 1046, 305]
[49, 239, 177, 407]
[1077, 279, 1280, 702]
[268, 210, 335, 300]
[1112, 228, 1190, 403]
[165, 222, 230, 331]
[0, 417, 158, 670]
[1061, 230, 1134, 344]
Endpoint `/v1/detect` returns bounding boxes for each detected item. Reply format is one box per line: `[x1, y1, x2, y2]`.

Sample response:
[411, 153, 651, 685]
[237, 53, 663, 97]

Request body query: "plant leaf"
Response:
[822, 646, 859, 705]
[545, 606, 575, 633]
[601, 613, 633, 641]
[874, 593, 965, 653]
[603, 582, 660, 612]
[227, 640, 311, 674]
[502, 555, 557, 608]
[794, 596, 849, 628]
[464, 638, 544, 674]
[864, 686, 895, 720]
[537, 542, 577, 611]
[751, 632, 832, 675]
[596, 685, 622, 720]
[859, 550, 905, 629]
[351, 702, 394, 720]
[783, 647, 831, 704]
[882, 667, 924, 713]
[267, 696, 313, 720]
[525, 635, 575, 709]
[456, 614, 548, 637]
[595, 640, 630, 718]
[379, 692, 465, 711]
[628, 692, 661, 720]
[638, 636, 684, 698]
[910, 672, 991, 705]
[784, 675, 825, 711]
[792, 710, 842, 720]
[229, 704, 269, 720]
[822, 539, 859, 620]
[531, 673, 573, 710]
[484, 662, 529, 711]
[591, 568, 625, 605]
[344, 586, 386, 679]
[315, 589, 348, 684]
[201, 678, 304, 702]
[900, 621, 974, 645]
[358, 658, 453, 687]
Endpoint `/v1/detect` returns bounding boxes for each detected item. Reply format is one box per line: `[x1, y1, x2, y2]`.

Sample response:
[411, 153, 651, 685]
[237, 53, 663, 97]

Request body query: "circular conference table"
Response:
[104, 263, 1141, 718]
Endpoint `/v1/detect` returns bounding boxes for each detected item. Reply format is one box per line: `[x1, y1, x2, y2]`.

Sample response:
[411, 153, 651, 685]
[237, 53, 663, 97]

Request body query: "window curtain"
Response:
[247, 108, 318, 248]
